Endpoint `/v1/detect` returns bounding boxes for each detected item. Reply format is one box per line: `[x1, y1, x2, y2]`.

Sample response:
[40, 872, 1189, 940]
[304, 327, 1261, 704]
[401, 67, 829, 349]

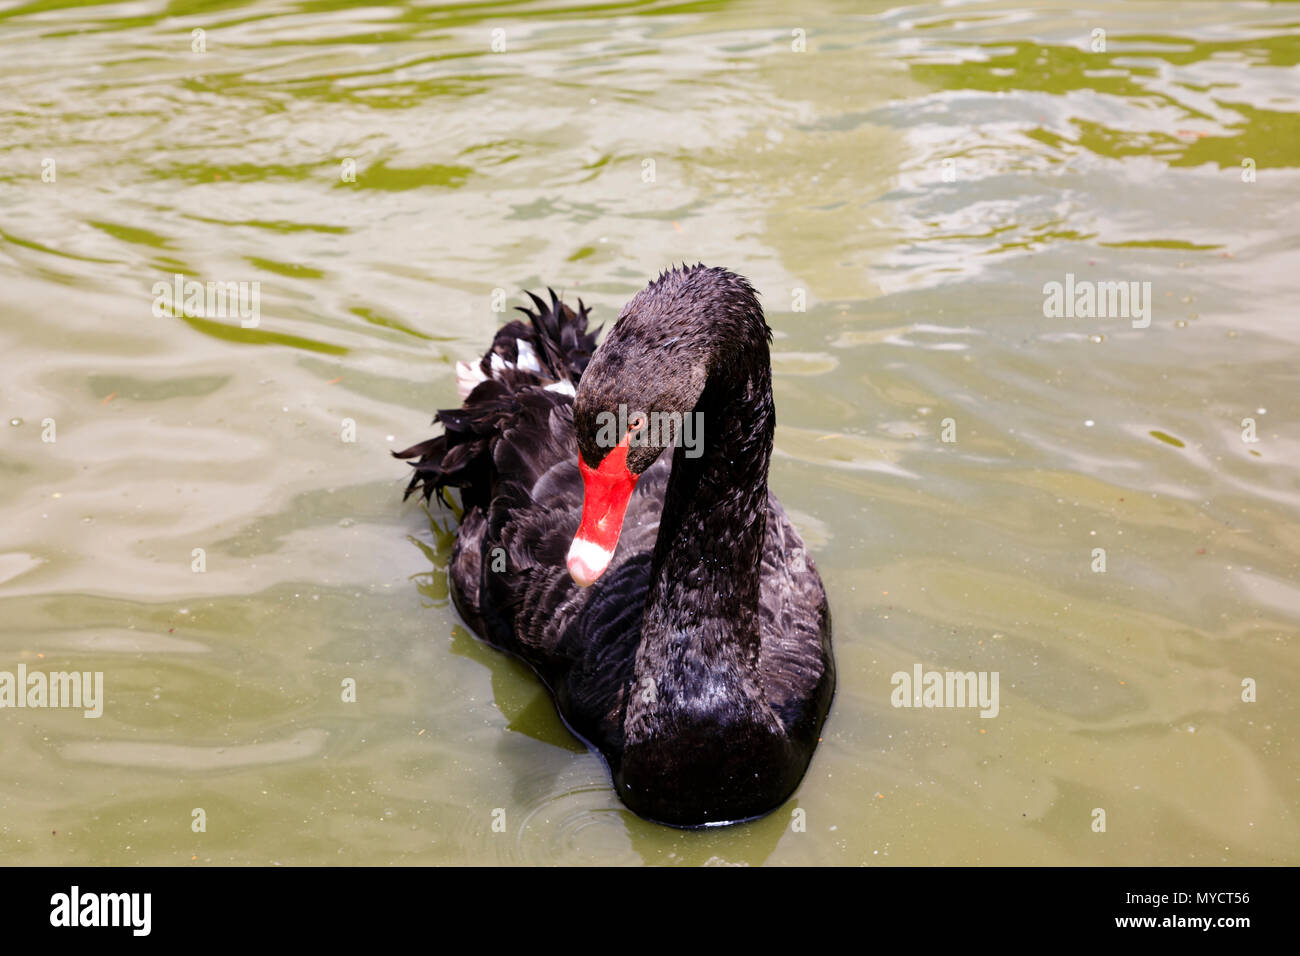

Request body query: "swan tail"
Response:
[394, 289, 598, 508]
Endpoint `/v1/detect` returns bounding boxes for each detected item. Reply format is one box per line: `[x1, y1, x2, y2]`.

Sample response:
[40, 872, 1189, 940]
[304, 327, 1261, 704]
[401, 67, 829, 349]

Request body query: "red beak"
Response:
[567, 436, 638, 587]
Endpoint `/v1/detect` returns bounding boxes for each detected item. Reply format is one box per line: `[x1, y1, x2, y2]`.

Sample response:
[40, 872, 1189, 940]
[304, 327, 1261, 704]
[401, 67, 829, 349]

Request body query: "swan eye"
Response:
[627, 414, 646, 433]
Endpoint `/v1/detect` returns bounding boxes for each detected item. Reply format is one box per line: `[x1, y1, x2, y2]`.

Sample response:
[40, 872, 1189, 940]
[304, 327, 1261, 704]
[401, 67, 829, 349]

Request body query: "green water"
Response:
[1, 0, 1297, 865]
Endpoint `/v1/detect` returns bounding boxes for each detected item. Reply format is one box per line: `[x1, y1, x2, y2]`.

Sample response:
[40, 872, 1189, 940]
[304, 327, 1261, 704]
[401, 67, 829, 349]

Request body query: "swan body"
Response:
[397, 265, 834, 826]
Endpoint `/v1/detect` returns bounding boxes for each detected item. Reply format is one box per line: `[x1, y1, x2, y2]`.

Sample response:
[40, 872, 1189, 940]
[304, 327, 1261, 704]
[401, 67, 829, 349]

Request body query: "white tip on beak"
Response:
[566, 537, 614, 587]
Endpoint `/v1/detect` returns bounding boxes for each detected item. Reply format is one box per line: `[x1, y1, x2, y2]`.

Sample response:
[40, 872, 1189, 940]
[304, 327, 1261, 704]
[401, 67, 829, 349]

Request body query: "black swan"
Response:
[396, 264, 835, 827]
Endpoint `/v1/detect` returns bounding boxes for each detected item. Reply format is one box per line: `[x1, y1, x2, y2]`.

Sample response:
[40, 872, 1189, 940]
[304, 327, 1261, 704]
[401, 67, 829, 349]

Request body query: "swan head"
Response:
[566, 265, 765, 586]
